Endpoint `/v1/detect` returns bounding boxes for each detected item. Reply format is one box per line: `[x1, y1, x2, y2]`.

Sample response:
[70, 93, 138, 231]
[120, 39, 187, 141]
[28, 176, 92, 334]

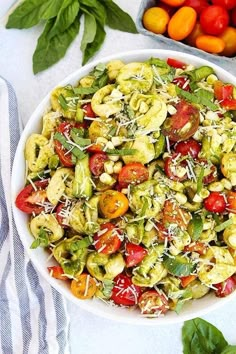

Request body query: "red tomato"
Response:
[56, 203, 70, 227]
[47, 266, 67, 280]
[167, 58, 187, 69]
[184, 241, 207, 255]
[164, 153, 188, 181]
[89, 153, 108, 176]
[183, 0, 208, 14]
[197, 159, 218, 184]
[204, 192, 227, 213]
[125, 243, 148, 267]
[162, 100, 200, 142]
[231, 7, 236, 26]
[118, 162, 149, 188]
[214, 276, 236, 297]
[111, 274, 142, 306]
[15, 179, 49, 214]
[156, 222, 174, 241]
[163, 200, 191, 229]
[200, 5, 229, 35]
[94, 223, 122, 254]
[180, 275, 197, 288]
[87, 143, 103, 153]
[172, 77, 190, 91]
[212, 0, 236, 10]
[54, 122, 78, 167]
[174, 138, 201, 159]
[82, 103, 96, 118]
[214, 80, 234, 100]
[226, 191, 236, 213]
[138, 290, 169, 315]
[220, 98, 236, 110]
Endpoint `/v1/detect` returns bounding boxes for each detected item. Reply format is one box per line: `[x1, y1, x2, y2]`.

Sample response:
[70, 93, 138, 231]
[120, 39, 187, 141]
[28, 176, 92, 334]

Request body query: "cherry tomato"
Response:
[142, 7, 170, 34]
[47, 266, 67, 280]
[204, 192, 227, 213]
[118, 162, 149, 189]
[56, 203, 70, 227]
[138, 290, 169, 315]
[54, 122, 79, 167]
[71, 273, 97, 299]
[156, 222, 175, 241]
[231, 7, 236, 26]
[158, 2, 176, 16]
[94, 223, 122, 254]
[163, 200, 191, 229]
[160, 0, 186, 6]
[214, 80, 234, 101]
[15, 179, 49, 214]
[172, 77, 190, 91]
[196, 159, 218, 184]
[196, 35, 225, 54]
[111, 274, 142, 306]
[184, 241, 207, 255]
[125, 243, 148, 267]
[167, 58, 187, 69]
[220, 98, 236, 110]
[99, 190, 129, 219]
[174, 138, 201, 159]
[164, 153, 188, 181]
[219, 27, 236, 57]
[226, 191, 236, 213]
[200, 5, 229, 36]
[89, 153, 108, 176]
[183, 0, 208, 14]
[212, 0, 236, 10]
[168, 6, 197, 40]
[185, 22, 204, 47]
[214, 276, 236, 297]
[162, 100, 200, 142]
[82, 103, 96, 118]
[180, 275, 197, 288]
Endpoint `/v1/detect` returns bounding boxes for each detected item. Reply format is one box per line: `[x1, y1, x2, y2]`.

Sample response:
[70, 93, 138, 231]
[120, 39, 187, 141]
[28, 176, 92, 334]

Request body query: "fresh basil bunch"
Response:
[6, 0, 137, 74]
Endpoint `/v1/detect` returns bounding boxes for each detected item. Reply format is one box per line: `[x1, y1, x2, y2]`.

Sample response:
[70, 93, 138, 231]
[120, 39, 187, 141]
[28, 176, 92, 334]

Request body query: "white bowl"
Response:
[11, 49, 236, 325]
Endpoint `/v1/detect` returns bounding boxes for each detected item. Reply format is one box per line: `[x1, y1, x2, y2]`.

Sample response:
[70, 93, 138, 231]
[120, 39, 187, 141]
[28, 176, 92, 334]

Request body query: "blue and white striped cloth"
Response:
[0, 77, 70, 354]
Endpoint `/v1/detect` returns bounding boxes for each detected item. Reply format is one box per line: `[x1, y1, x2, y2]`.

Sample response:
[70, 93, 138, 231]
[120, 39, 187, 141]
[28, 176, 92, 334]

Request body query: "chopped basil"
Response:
[105, 148, 137, 156]
[30, 227, 49, 249]
[54, 132, 86, 160]
[187, 214, 203, 241]
[70, 128, 91, 146]
[176, 86, 219, 111]
[58, 94, 69, 110]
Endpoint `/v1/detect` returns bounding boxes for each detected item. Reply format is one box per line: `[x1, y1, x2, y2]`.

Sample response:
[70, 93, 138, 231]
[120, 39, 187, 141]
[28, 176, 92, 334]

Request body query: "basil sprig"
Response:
[6, 0, 137, 73]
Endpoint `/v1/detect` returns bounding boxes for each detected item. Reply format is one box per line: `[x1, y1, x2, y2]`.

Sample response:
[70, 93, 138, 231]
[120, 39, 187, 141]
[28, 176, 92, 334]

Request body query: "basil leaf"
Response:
[58, 94, 69, 110]
[105, 148, 137, 156]
[182, 318, 228, 354]
[40, 0, 64, 20]
[30, 227, 49, 249]
[176, 86, 219, 111]
[100, 0, 137, 33]
[48, 0, 80, 39]
[70, 129, 91, 146]
[80, 13, 97, 52]
[147, 57, 169, 68]
[221, 345, 236, 354]
[82, 22, 106, 65]
[33, 17, 80, 74]
[54, 132, 86, 160]
[6, 0, 51, 29]
[80, 0, 106, 26]
[187, 214, 203, 241]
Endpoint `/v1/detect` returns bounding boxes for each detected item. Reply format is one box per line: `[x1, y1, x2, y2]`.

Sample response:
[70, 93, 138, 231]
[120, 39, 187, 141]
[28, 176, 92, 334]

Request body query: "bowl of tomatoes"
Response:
[12, 49, 236, 324]
[137, 0, 236, 66]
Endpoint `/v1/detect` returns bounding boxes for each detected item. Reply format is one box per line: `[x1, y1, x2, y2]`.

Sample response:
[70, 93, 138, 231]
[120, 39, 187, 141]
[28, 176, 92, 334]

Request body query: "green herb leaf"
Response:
[80, 0, 106, 26]
[48, 0, 80, 39]
[80, 13, 97, 52]
[196, 166, 204, 194]
[105, 148, 137, 156]
[54, 131, 86, 160]
[176, 87, 219, 111]
[188, 214, 203, 241]
[70, 128, 91, 146]
[163, 254, 195, 277]
[58, 94, 69, 110]
[33, 17, 80, 74]
[221, 345, 236, 354]
[40, 0, 64, 20]
[214, 218, 233, 232]
[70, 237, 92, 251]
[30, 227, 49, 249]
[182, 318, 228, 354]
[82, 22, 106, 65]
[147, 57, 169, 68]
[100, 0, 137, 33]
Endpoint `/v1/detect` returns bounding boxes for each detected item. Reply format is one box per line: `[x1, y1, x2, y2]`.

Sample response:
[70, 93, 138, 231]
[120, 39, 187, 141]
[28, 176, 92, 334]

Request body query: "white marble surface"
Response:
[1, 1, 236, 353]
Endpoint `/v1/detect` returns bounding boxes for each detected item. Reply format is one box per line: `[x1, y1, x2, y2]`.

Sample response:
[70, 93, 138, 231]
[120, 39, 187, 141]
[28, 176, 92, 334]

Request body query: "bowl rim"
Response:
[11, 48, 236, 325]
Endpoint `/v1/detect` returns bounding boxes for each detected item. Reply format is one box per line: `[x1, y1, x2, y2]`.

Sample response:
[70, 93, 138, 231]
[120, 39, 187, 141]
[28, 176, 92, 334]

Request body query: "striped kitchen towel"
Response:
[0, 77, 70, 354]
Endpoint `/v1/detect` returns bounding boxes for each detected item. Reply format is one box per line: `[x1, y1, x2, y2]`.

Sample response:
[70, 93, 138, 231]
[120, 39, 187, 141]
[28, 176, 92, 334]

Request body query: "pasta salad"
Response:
[15, 56, 236, 317]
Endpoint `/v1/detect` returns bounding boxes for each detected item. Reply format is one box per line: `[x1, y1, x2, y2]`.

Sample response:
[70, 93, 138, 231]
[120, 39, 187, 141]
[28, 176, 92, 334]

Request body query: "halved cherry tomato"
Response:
[200, 5, 229, 36]
[15, 179, 49, 214]
[118, 162, 149, 188]
[94, 222, 122, 254]
[47, 266, 67, 280]
[183, 0, 208, 14]
[162, 100, 200, 142]
[197, 159, 218, 184]
[214, 276, 236, 297]
[220, 98, 236, 110]
[82, 103, 96, 118]
[167, 58, 187, 69]
[138, 290, 169, 315]
[204, 192, 226, 213]
[172, 77, 190, 91]
[87, 143, 103, 153]
[226, 191, 236, 213]
[175, 138, 201, 159]
[99, 190, 129, 219]
[125, 243, 148, 267]
[180, 274, 197, 288]
[71, 273, 97, 299]
[56, 203, 70, 227]
[164, 153, 188, 181]
[214, 80, 234, 101]
[89, 153, 108, 176]
[163, 200, 191, 229]
[184, 241, 207, 255]
[111, 274, 142, 306]
[212, 0, 236, 10]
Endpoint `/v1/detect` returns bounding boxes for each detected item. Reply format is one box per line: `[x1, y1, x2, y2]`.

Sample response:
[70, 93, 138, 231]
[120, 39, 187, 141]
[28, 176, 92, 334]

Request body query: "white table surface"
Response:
[1, 1, 236, 353]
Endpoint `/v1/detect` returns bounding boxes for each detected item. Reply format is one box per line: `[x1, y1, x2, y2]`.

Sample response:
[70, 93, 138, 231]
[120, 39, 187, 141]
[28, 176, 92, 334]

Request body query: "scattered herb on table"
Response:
[182, 318, 236, 354]
[6, 0, 137, 74]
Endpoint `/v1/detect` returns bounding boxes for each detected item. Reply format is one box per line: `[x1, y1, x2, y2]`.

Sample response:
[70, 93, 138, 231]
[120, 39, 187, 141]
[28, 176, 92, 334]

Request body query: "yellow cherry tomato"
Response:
[185, 22, 204, 47]
[168, 7, 197, 41]
[143, 7, 170, 34]
[219, 27, 236, 57]
[71, 273, 97, 299]
[99, 190, 129, 219]
[196, 35, 225, 54]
